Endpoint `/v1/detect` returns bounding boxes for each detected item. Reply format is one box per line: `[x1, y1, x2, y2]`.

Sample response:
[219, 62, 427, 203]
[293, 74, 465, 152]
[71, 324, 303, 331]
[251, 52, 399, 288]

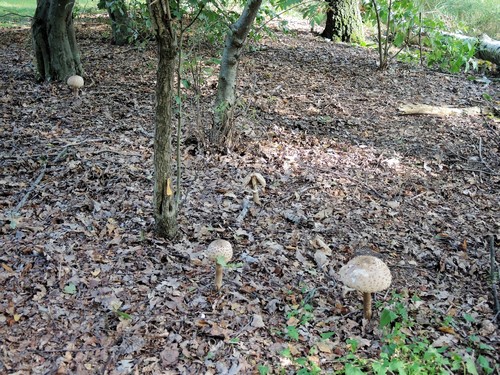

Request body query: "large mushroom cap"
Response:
[339, 255, 392, 293]
[67, 75, 84, 89]
[206, 239, 233, 262]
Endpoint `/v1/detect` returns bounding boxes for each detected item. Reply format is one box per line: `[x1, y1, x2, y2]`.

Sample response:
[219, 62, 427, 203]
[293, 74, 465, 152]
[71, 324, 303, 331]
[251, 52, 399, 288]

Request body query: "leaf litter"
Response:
[1, 17, 499, 374]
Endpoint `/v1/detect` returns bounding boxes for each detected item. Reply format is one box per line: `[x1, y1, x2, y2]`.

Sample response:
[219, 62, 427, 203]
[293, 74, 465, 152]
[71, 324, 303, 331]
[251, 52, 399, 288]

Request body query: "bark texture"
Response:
[211, 0, 263, 147]
[31, 0, 82, 81]
[321, 0, 363, 43]
[98, 0, 133, 45]
[148, 0, 178, 239]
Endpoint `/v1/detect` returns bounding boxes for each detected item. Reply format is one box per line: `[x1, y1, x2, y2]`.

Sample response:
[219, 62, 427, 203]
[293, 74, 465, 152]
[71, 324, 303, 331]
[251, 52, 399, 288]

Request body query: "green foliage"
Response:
[334, 294, 498, 374]
[63, 283, 77, 295]
[420, 0, 499, 39]
[98, 0, 152, 44]
[260, 290, 498, 375]
[424, 22, 477, 73]
[362, 0, 479, 72]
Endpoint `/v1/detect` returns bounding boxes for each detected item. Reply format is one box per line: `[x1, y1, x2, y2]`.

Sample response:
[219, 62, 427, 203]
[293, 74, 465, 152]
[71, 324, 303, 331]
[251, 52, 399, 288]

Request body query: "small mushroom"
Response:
[67, 75, 84, 97]
[206, 239, 233, 291]
[242, 172, 266, 205]
[339, 255, 392, 320]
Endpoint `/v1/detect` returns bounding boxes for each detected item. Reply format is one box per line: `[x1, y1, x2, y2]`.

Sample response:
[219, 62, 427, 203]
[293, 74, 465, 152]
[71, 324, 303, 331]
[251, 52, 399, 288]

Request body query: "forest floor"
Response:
[1, 17, 499, 375]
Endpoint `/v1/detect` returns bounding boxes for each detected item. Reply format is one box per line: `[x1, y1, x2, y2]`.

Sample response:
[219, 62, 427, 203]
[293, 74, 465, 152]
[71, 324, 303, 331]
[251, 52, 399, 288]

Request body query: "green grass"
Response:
[421, 0, 500, 38]
[0, 0, 100, 27]
[0, 0, 34, 26]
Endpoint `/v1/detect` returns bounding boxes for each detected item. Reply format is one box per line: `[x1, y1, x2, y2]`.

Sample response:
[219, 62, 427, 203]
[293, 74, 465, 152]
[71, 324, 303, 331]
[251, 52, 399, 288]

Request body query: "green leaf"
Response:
[380, 309, 397, 328]
[181, 79, 191, 89]
[320, 331, 335, 340]
[280, 347, 291, 358]
[228, 337, 240, 344]
[477, 355, 493, 374]
[482, 93, 492, 101]
[115, 310, 132, 320]
[258, 365, 270, 375]
[345, 363, 365, 375]
[287, 326, 299, 341]
[63, 283, 76, 295]
[465, 357, 479, 375]
[216, 255, 228, 266]
[394, 32, 405, 47]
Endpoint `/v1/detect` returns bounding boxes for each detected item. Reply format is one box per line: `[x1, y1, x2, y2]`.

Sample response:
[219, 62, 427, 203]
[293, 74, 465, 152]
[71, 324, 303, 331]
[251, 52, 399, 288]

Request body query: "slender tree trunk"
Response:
[31, 0, 82, 81]
[98, 0, 134, 45]
[211, 0, 263, 148]
[321, 0, 363, 43]
[148, 0, 178, 239]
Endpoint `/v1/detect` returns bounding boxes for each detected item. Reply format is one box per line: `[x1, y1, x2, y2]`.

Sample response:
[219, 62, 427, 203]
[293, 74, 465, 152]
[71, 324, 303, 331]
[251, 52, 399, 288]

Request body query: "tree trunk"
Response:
[321, 0, 363, 43]
[31, 0, 82, 81]
[211, 0, 263, 148]
[98, 0, 134, 45]
[148, 0, 179, 239]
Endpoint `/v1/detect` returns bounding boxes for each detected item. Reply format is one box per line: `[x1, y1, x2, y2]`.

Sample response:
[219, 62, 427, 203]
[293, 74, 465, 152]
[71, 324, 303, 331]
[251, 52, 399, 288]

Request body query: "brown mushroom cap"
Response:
[339, 255, 392, 293]
[242, 172, 266, 188]
[206, 239, 233, 262]
[67, 75, 84, 89]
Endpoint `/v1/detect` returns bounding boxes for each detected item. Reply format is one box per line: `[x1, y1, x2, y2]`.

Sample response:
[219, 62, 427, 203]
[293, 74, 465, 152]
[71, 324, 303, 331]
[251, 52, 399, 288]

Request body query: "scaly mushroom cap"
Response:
[339, 255, 392, 293]
[206, 239, 233, 263]
[67, 75, 84, 89]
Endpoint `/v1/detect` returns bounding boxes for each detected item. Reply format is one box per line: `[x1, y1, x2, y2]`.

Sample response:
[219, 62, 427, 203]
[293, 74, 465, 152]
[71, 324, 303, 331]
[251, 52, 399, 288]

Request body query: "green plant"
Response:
[425, 26, 477, 73]
[362, 0, 480, 72]
[334, 294, 498, 374]
[419, 0, 499, 39]
[363, 0, 421, 69]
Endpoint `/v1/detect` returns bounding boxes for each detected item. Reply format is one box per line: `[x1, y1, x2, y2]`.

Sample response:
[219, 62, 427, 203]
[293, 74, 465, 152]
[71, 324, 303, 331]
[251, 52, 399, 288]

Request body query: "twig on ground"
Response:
[459, 168, 498, 176]
[0, 12, 32, 19]
[330, 170, 387, 200]
[10, 139, 109, 216]
[477, 137, 495, 173]
[489, 235, 500, 321]
[26, 347, 103, 354]
[236, 197, 250, 224]
[12, 161, 47, 215]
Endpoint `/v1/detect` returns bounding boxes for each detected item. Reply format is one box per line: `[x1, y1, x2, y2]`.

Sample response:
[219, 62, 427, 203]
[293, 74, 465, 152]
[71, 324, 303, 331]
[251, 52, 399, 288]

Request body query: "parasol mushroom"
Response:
[67, 75, 84, 97]
[206, 239, 233, 291]
[339, 255, 392, 320]
[243, 172, 266, 205]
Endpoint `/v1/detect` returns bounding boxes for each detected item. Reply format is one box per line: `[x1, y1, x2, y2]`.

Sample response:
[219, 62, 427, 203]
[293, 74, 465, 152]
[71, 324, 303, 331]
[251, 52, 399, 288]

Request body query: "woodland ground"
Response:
[0, 17, 499, 374]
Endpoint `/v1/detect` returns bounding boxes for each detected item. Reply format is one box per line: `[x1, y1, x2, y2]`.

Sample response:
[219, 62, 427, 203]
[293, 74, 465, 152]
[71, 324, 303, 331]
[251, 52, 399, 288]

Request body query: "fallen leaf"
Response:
[251, 314, 265, 328]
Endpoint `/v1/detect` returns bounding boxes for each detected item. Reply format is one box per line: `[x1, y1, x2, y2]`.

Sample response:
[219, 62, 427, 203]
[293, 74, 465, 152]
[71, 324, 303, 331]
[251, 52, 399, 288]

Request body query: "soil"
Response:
[1, 17, 499, 375]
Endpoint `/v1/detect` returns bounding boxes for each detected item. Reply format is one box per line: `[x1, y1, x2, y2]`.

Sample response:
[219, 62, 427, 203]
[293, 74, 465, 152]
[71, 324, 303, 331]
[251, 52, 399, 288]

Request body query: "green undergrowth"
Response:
[257, 291, 498, 375]
[0, 0, 99, 27]
[420, 0, 500, 39]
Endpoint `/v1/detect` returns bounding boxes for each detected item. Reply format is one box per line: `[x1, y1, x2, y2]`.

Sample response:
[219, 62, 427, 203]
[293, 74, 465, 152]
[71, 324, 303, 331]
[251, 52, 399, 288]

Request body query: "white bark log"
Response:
[443, 32, 500, 65]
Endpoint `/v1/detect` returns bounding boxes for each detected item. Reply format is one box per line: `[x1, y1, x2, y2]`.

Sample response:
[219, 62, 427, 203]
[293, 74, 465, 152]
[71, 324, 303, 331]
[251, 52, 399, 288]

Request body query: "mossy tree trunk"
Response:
[98, 0, 133, 45]
[321, 0, 363, 43]
[148, 0, 179, 239]
[211, 0, 263, 148]
[31, 0, 82, 81]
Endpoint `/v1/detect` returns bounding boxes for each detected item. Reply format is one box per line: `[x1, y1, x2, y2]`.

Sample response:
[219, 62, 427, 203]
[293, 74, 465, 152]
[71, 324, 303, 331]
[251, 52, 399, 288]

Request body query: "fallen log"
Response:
[442, 32, 500, 65]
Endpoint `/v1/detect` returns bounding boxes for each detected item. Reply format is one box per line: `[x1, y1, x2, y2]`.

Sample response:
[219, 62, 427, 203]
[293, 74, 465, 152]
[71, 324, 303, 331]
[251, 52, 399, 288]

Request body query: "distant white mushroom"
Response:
[242, 172, 266, 205]
[339, 255, 392, 320]
[67, 75, 84, 97]
[206, 239, 233, 291]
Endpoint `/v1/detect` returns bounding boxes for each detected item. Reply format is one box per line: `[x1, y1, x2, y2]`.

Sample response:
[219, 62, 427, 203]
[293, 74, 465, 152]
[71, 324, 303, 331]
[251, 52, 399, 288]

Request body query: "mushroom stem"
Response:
[363, 292, 372, 320]
[251, 176, 261, 205]
[215, 263, 224, 290]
